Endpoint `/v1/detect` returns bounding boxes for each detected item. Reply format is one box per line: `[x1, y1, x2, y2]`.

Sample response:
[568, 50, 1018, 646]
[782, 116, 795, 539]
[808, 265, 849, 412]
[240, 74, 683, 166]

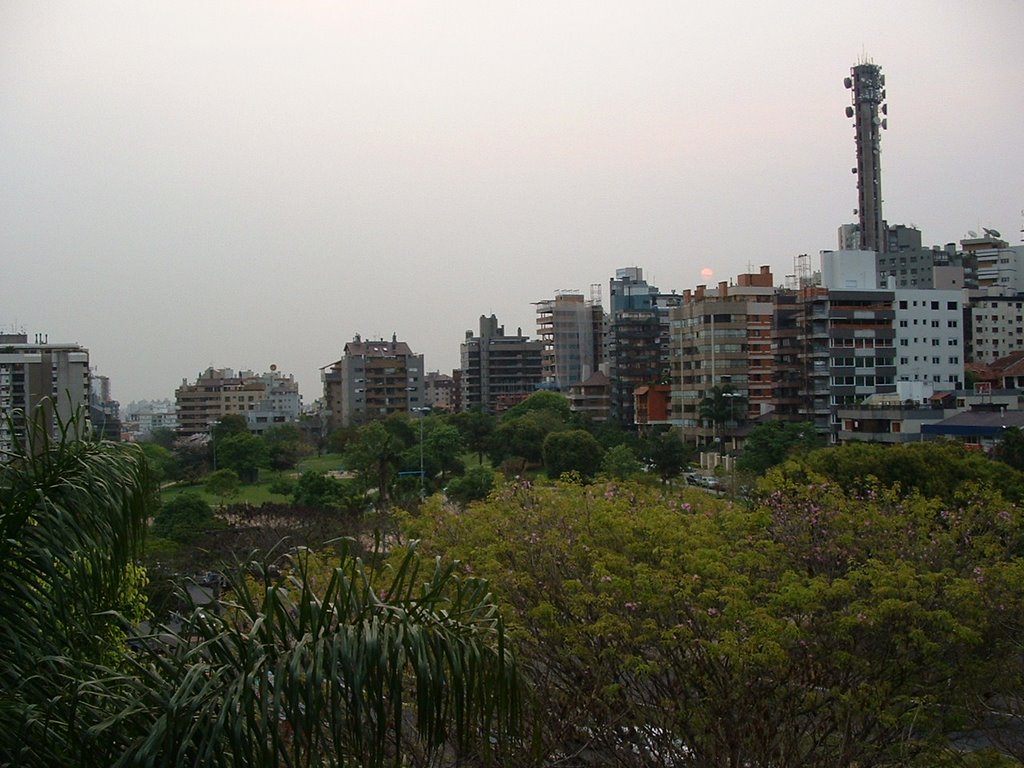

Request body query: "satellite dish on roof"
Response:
[984, 228, 1002, 238]
[968, 231, 979, 238]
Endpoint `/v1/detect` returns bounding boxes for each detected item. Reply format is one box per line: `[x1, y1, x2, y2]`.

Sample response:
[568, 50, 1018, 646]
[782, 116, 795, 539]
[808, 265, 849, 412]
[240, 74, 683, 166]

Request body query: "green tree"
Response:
[445, 465, 495, 506]
[325, 424, 360, 454]
[216, 431, 269, 482]
[212, 413, 249, 439]
[0, 412, 150, 764]
[345, 422, 405, 508]
[292, 470, 365, 513]
[501, 389, 573, 422]
[419, 420, 466, 481]
[600, 443, 642, 480]
[450, 408, 496, 465]
[407, 475, 1024, 767]
[698, 384, 747, 431]
[138, 441, 176, 488]
[737, 420, 823, 474]
[489, 408, 569, 466]
[996, 426, 1024, 472]
[263, 423, 314, 470]
[152, 491, 218, 542]
[639, 429, 691, 483]
[797, 440, 1024, 503]
[542, 428, 604, 480]
[145, 426, 178, 450]
[204, 468, 240, 506]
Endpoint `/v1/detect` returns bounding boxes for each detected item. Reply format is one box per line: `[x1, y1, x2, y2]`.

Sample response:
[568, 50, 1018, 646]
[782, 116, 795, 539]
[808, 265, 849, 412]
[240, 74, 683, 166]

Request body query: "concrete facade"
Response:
[321, 335, 425, 429]
[534, 293, 603, 390]
[0, 332, 91, 454]
[892, 289, 964, 390]
[460, 315, 543, 414]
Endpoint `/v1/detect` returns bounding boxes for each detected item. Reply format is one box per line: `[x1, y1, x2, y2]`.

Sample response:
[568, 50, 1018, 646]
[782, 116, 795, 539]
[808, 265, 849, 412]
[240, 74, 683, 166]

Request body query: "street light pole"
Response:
[412, 407, 430, 499]
[210, 420, 221, 471]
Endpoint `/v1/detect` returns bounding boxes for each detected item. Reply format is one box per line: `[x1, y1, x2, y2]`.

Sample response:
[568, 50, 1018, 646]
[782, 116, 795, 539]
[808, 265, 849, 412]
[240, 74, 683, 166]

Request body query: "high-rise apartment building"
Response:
[534, 293, 603, 390]
[606, 267, 678, 426]
[0, 332, 91, 454]
[460, 315, 543, 414]
[893, 290, 964, 390]
[321, 335, 425, 429]
[669, 269, 776, 444]
[968, 293, 1024, 364]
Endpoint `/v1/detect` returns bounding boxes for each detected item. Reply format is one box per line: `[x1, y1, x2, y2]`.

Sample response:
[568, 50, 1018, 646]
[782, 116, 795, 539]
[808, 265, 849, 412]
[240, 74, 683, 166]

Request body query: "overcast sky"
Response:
[2, 1, 1021, 404]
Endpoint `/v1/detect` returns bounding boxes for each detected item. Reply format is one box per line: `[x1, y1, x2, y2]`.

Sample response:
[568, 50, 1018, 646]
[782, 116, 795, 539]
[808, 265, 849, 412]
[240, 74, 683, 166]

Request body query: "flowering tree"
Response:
[405, 467, 1024, 766]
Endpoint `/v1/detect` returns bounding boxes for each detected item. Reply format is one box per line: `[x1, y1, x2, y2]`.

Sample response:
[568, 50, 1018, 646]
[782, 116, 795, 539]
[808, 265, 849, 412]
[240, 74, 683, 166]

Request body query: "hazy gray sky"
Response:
[2, 1, 1021, 404]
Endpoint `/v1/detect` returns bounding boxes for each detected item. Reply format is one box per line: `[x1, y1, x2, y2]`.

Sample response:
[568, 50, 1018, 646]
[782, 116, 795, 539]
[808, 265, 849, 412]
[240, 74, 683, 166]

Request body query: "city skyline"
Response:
[2, 1, 1021, 403]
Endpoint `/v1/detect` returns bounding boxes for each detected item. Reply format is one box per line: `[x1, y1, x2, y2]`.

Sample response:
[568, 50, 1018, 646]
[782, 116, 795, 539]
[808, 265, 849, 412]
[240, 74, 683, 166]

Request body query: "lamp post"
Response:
[210, 419, 221, 471]
[412, 407, 431, 499]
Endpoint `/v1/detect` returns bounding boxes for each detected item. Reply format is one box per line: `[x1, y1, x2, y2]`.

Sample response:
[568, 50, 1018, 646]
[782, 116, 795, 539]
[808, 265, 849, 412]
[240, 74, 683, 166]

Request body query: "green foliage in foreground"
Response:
[406, 470, 1024, 766]
[152, 490, 220, 542]
[1, 415, 519, 767]
[796, 439, 1024, 503]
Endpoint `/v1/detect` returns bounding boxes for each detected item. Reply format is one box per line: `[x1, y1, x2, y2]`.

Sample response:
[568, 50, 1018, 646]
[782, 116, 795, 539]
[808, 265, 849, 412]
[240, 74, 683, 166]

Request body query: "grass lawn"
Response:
[160, 478, 291, 508]
[296, 453, 347, 474]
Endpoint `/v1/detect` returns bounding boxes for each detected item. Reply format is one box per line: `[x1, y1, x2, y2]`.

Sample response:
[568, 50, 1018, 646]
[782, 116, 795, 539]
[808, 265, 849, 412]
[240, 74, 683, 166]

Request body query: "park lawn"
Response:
[160, 479, 291, 508]
[296, 453, 347, 474]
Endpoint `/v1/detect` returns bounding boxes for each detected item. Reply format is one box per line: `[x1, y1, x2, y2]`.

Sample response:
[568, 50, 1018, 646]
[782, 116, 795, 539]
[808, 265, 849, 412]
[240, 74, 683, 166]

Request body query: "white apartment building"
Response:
[892, 290, 965, 390]
[969, 292, 1024, 364]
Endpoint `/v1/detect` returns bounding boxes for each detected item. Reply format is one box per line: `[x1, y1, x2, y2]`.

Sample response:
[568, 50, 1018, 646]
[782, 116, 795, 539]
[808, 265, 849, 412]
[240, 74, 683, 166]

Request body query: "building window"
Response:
[899, 300, 908, 309]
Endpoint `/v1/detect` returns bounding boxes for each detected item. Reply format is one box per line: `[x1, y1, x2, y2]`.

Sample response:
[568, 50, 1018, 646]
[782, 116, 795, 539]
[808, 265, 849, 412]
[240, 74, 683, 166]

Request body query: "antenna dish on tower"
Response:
[984, 228, 1001, 238]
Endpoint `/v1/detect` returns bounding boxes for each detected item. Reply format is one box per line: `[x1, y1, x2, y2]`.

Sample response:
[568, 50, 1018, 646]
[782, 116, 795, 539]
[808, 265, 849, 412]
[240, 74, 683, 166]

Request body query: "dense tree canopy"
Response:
[263, 423, 314, 470]
[795, 439, 1024, 503]
[152, 490, 219, 541]
[736, 419, 824, 474]
[406, 458, 1024, 766]
[542, 428, 604, 479]
[638, 429, 692, 483]
[215, 431, 270, 482]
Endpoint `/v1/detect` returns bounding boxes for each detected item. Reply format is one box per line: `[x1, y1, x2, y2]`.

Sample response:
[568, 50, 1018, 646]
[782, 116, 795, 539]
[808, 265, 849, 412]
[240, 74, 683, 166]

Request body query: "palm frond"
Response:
[114, 544, 519, 767]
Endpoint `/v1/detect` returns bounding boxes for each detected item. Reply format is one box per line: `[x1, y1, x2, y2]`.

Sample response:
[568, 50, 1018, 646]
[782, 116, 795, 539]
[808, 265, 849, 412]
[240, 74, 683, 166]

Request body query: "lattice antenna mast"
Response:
[844, 61, 888, 253]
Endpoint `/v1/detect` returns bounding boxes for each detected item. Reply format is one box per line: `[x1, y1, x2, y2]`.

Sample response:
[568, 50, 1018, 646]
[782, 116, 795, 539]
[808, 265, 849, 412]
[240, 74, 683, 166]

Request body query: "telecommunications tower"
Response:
[844, 61, 888, 253]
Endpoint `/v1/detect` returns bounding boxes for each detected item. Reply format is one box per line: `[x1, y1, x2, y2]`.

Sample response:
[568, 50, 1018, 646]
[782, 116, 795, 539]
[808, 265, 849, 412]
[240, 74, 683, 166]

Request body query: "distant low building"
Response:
[424, 371, 456, 411]
[567, 370, 611, 422]
[175, 366, 300, 436]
